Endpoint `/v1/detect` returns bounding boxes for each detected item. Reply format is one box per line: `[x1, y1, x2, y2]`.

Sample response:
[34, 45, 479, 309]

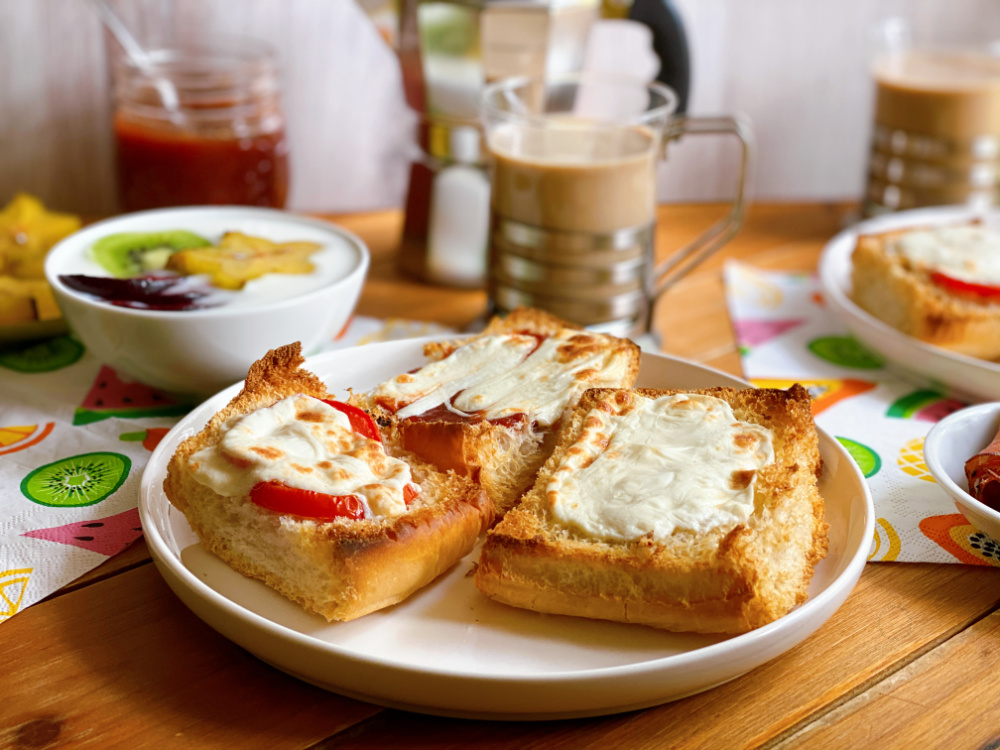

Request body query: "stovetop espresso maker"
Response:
[370, 0, 690, 288]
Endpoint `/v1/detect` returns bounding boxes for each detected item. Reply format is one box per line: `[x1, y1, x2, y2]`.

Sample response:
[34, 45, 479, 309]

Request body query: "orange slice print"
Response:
[0, 422, 54, 456]
[0, 568, 32, 621]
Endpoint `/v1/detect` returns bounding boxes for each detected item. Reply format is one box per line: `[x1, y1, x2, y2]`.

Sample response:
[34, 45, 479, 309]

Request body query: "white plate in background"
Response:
[139, 339, 873, 720]
[818, 206, 1000, 403]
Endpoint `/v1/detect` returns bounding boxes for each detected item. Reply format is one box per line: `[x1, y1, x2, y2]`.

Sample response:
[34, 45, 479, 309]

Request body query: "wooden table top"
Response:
[5, 203, 1000, 749]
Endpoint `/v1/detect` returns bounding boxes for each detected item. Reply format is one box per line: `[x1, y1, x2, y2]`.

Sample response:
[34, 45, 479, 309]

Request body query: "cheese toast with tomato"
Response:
[851, 223, 1000, 360]
[475, 386, 828, 634]
[163, 343, 492, 622]
[350, 308, 641, 517]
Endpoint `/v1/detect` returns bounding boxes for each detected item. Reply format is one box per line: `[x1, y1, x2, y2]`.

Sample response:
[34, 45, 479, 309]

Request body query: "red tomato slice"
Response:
[250, 481, 366, 520]
[930, 271, 1000, 300]
[404, 483, 419, 506]
[321, 399, 382, 442]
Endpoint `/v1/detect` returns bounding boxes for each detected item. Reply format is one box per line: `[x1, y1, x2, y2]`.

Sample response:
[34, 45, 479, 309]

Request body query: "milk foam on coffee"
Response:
[488, 120, 657, 234]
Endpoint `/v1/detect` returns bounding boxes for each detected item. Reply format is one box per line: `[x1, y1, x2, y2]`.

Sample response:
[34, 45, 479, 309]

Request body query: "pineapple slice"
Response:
[166, 232, 321, 290]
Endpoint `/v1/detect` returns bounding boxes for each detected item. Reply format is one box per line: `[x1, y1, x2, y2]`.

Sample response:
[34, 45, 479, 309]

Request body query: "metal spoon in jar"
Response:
[89, 0, 188, 129]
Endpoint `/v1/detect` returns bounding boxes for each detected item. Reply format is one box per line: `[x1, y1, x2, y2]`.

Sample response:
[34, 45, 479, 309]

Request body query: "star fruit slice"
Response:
[165, 231, 322, 290]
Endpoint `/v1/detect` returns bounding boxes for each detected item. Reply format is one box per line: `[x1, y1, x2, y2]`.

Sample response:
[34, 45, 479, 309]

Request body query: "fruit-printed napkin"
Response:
[0, 315, 453, 623]
[724, 261, 998, 566]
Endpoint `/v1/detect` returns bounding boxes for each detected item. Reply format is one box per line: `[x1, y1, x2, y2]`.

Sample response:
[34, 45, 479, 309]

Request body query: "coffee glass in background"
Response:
[865, 18, 1000, 215]
[481, 73, 750, 338]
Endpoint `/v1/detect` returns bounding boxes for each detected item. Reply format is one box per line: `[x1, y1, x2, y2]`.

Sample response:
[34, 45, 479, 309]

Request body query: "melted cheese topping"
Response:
[547, 393, 775, 541]
[892, 226, 1000, 285]
[373, 331, 631, 426]
[188, 394, 413, 518]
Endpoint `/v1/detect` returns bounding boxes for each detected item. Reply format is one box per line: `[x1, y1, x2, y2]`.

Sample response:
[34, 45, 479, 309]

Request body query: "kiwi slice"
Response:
[92, 230, 210, 278]
[0, 335, 84, 373]
[21, 451, 131, 508]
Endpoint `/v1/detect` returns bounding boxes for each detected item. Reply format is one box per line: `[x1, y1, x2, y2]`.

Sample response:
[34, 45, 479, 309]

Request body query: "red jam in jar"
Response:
[112, 39, 289, 212]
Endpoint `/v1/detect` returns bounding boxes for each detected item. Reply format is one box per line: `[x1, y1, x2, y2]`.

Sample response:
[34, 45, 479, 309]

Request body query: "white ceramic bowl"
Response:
[924, 402, 1000, 541]
[45, 207, 369, 395]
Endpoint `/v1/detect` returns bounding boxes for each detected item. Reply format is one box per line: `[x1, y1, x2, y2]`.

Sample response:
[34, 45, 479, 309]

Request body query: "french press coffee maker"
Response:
[381, 0, 691, 287]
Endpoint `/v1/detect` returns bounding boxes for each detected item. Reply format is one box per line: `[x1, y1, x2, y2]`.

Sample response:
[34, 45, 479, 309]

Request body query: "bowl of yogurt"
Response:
[45, 206, 369, 395]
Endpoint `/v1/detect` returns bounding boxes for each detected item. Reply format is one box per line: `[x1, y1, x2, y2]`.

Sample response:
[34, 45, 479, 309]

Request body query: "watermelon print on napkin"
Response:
[733, 318, 805, 347]
[887, 390, 966, 423]
[22, 509, 143, 556]
[74, 366, 191, 425]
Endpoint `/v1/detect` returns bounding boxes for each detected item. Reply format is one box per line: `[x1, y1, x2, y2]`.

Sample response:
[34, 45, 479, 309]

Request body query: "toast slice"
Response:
[163, 343, 492, 622]
[475, 385, 828, 634]
[349, 308, 641, 518]
[851, 224, 1000, 360]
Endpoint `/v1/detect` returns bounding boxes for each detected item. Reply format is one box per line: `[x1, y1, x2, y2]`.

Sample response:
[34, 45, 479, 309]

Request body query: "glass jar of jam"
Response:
[112, 38, 289, 212]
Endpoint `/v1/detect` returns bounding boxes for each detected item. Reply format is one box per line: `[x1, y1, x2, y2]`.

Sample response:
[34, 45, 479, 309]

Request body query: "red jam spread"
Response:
[403, 403, 528, 429]
[114, 115, 289, 212]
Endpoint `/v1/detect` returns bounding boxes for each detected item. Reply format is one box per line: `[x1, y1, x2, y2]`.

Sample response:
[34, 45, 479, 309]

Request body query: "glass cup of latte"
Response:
[865, 17, 1000, 215]
[481, 72, 751, 337]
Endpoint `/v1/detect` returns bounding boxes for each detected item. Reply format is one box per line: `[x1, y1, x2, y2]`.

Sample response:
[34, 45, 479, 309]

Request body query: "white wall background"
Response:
[2, 0, 1000, 215]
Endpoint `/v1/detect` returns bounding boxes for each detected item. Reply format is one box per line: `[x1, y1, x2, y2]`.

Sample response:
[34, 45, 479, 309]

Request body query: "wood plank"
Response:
[303, 564, 1000, 749]
[0, 565, 381, 749]
[775, 605, 1000, 749]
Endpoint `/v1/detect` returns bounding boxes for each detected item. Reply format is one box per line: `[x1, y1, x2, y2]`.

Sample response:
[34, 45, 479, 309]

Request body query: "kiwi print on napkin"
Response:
[0, 315, 456, 622]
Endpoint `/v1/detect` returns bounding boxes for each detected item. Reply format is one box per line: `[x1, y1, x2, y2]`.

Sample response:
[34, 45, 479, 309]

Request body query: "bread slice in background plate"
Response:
[163, 343, 492, 622]
[851, 223, 1000, 360]
[350, 307, 641, 518]
[475, 385, 828, 634]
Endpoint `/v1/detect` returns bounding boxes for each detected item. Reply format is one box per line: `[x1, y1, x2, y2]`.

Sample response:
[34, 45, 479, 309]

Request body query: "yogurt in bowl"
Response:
[45, 207, 369, 395]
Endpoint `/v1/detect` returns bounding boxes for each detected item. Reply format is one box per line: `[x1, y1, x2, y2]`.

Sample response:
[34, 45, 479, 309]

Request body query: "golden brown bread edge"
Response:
[163, 342, 493, 622]
[474, 385, 829, 634]
[349, 307, 642, 518]
[850, 226, 1000, 360]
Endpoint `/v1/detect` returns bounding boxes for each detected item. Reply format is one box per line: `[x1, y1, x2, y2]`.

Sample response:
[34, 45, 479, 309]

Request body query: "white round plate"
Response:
[818, 206, 1000, 403]
[139, 339, 874, 720]
[924, 402, 1000, 541]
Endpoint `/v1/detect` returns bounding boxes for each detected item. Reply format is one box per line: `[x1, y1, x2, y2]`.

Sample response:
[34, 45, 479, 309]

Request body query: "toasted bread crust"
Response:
[163, 343, 492, 622]
[350, 308, 641, 517]
[475, 385, 829, 634]
[851, 227, 1000, 360]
